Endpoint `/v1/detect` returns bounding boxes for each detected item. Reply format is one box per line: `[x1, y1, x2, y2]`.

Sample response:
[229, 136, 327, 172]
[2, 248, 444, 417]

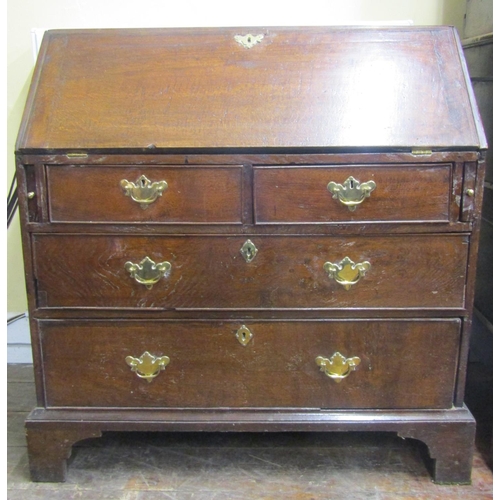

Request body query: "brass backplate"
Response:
[120, 175, 168, 209]
[125, 351, 170, 383]
[323, 256, 371, 290]
[125, 256, 171, 289]
[327, 176, 376, 211]
[234, 34, 264, 49]
[316, 352, 361, 383]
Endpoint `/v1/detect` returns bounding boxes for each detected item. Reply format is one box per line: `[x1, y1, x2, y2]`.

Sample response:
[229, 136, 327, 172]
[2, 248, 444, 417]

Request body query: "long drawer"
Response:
[39, 319, 460, 409]
[33, 234, 468, 310]
[46, 165, 243, 224]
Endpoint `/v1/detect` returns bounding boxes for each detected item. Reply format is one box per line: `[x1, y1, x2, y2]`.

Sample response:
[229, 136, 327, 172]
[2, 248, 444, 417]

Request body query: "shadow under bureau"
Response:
[15, 26, 486, 483]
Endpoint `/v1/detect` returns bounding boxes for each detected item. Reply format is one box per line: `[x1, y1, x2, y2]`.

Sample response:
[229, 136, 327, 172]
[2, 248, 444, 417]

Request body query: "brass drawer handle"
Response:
[125, 351, 170, 383]
[120, 175, 168, 209]
[316, 352, 360, 383]
[125, 256, 171, 289]
[323, 256, 370, 290]
[327, 176, 376, 211]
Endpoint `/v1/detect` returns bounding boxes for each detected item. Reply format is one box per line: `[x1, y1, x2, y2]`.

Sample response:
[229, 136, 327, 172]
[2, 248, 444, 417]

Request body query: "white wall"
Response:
[6, 0, 468, 362]
[463, 0, 493, 39]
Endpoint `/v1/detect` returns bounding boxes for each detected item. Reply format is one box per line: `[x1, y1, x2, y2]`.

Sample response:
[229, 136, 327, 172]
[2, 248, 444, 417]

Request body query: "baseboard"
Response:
[7, 313, 32, 364]
[7, 345, 33, 364]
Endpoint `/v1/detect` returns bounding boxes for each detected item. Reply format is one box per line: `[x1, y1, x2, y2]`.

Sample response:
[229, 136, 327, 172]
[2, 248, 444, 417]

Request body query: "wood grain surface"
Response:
[47, 165, 243, 224]
[33, 234, 468, 309]
[40, 319, 460, 409]
[17, 27, 483, 151]
[255, 164, 452, 223]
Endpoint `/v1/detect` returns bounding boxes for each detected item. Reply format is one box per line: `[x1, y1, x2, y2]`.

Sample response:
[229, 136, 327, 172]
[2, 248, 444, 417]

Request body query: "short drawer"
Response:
[46, 165, 243, 224]
[40, 319, 460, 409]
[254, 165, 452, 223]
[33, 234, 468, 310]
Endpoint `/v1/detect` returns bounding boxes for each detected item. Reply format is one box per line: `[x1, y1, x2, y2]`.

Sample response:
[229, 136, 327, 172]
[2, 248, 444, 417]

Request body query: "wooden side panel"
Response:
[40, 319, 460, 409]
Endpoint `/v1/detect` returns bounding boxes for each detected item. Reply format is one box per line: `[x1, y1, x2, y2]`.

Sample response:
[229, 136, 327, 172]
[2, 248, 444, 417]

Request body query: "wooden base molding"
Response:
[25, 407, 475, 484]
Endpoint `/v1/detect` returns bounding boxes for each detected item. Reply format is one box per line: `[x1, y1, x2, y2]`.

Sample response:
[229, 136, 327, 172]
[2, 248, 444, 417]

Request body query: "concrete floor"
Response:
[7, 363, 493, 499]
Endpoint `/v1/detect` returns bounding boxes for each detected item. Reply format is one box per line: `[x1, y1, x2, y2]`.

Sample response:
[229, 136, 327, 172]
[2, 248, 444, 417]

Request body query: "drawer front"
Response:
[254, 165, 452, 223]
[46, 165, 243, 224]
[33, 234, 468, 310]
[40, 319, 460, 409]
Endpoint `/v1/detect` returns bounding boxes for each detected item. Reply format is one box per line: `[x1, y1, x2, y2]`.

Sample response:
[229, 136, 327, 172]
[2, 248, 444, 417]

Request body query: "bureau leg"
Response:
[399, 419, 476, 484]
[25, 427, 102, 482]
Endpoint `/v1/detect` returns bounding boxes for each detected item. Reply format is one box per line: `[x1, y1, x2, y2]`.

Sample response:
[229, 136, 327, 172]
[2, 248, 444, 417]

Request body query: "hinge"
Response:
[66, 152, 88, 158]
[411, 148, 433, 156]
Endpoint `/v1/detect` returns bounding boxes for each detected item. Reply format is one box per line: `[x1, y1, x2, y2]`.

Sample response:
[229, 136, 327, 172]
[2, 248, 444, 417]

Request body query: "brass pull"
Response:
[125, 351, 170, 383]
[120, 175, 168, 209]
[327, 176, 376, 211]
[316, 352, 360, 383]
[125, 256, 171, 289]
[323, 256, 371, 290]
[240, 239, 258, 263]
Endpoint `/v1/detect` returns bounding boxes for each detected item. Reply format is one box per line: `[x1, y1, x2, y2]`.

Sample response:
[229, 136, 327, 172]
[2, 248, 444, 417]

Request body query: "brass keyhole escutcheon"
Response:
[316, 352, 360, 383]
[324, 256, 371, 290]
[235, 325, 253, 346]
[327, 176, 376, 211]
[234, 34, 264, 49]
[240, 240, 258, 263]
[125, 351, 170, 383]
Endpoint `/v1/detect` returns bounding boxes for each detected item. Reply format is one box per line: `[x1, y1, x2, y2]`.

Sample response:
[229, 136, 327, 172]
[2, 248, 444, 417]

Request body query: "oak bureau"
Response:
[15, 26, 486, 483]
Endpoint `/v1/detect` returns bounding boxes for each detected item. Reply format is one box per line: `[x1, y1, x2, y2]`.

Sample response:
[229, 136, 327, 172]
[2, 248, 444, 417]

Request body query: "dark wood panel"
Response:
[255, 165, 451, 223]
[30, 308, 469, 321]
[24, 221, 475, 235]
[33, 234, 468, 310]
[47, 165, 243, 224]
[17, 27, 483, 151]
[19, 151, 482, 165]
[40, 319, 460, 409]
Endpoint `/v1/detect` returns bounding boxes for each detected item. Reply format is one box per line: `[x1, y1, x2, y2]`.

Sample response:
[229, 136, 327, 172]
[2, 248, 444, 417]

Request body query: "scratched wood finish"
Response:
[40, 319, 460, 409]
[254, 165, 452, 223]
[47, 165, 243, 224]
[17, 27, 484, 151]
[33, 234, 468, 309]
